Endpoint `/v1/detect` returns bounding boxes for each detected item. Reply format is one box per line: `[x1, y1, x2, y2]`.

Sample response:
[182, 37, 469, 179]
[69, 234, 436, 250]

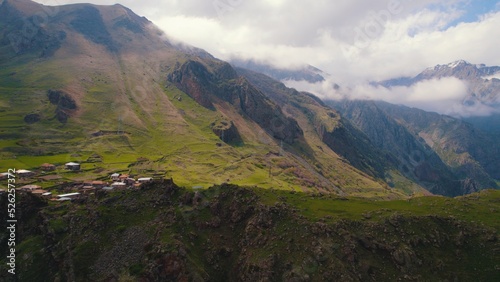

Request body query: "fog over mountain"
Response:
[32, 0, 499, 116]
[35, 0, 500, 81]
[287, 60, 500, 117]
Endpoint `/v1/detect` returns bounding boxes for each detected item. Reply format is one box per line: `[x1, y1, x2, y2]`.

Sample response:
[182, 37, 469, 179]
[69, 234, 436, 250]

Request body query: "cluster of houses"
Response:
[0, 162, 82, 181]
[1, 162, 154, 201]
[108, 173, 153, 190]
[75, 173, 154, 193]
[5, 173, 154, 201]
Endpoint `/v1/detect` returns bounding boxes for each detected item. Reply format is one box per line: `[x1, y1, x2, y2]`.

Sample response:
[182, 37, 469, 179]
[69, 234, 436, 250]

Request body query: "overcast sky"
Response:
[34, 0, 500, 115]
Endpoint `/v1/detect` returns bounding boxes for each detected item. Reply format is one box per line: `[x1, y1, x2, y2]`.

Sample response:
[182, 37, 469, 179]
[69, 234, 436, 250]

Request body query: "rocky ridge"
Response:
[1, 181, 498, 281]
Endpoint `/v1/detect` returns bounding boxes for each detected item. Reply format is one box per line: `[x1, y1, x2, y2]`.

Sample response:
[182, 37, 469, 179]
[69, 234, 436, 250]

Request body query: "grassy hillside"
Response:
[0, 0, 412, 197]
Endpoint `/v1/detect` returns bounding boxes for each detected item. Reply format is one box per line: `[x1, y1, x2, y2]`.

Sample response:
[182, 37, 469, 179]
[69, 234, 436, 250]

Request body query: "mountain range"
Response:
[327, 99, 499, 195]
[229, 60, 500, 195]
[238, 58, 500, 195]
[0, 0, 400, 197]
[0, 0, 498, 197]
[332, 61, 500, 195]
[377, 60, 500, 118]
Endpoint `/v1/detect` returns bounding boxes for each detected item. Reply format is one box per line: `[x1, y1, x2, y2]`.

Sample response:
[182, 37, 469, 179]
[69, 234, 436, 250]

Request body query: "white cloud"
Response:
[35, 1, 500, 80]
[33, 0, 500, 115]
[404, 77, 468, 102]
[284, 76, 492, 117]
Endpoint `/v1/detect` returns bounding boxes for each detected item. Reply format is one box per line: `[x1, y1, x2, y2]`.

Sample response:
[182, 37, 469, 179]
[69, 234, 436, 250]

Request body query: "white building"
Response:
[111, 182, 127, 190]
[110, 173, 120, 181]
[65, 162, 81, 171]
[138, 177, 153, 183]
[57, 192, 80, 199]
[17, 169, 34, 178]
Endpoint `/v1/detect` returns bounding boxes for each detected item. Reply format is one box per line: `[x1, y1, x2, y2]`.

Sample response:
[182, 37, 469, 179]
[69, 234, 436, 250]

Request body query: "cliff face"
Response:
[2, 181, 499, 281]
[167, 59, 303, 144]
[210, 119, 242, 145]
[317, 117, 390, 179]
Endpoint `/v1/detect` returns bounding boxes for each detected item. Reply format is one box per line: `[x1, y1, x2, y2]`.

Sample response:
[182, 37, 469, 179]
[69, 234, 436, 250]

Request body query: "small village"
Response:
[0, 161, 157, 201]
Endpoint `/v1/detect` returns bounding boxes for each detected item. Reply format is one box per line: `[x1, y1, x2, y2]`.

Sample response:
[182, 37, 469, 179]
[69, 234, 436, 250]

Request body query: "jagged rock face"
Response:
[417, 60, 484, 80]
[167, 59, 303, 143]
[167, 60, 217, 109]
[210, 120, 242, 144]
[228, 77, 303, 143]
[459, 178, 481, 195]
[0, 0, 67, 57]
[317, 118, 389, 179]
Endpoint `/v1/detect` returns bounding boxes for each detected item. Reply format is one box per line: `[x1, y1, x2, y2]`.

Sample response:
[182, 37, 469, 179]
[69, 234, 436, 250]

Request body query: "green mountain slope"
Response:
[0, 0, 401, 196]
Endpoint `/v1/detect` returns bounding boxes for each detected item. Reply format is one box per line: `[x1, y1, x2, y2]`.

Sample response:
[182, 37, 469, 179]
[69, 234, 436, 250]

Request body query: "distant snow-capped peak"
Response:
[447, 60, 469, 68]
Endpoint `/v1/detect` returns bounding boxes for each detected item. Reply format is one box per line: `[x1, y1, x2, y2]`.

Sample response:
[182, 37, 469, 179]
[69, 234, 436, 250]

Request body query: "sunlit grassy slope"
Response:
[0, 1, 417, 198]
[0, 54, 414, 198]
[0, 55, 333, 192]
[0, 44, 400, 196]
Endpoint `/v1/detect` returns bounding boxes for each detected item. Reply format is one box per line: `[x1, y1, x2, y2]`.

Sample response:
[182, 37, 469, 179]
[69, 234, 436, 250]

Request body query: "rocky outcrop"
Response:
[459, 178, 480, 194]
[210, 119, 242, 144]
[167, 59, 303, 143]
[47, 89, 77, 123]
[167, 60, 218, 109]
